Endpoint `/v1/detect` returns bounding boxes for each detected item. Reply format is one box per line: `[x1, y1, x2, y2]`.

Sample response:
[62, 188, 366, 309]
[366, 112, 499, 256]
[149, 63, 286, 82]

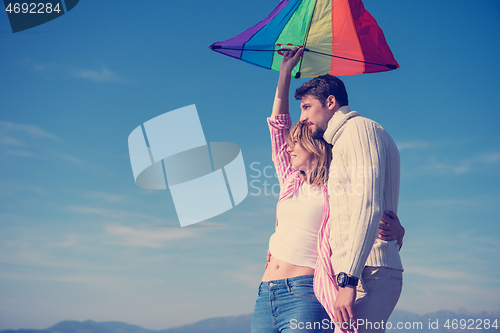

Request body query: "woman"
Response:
[250, 48, 404, 333]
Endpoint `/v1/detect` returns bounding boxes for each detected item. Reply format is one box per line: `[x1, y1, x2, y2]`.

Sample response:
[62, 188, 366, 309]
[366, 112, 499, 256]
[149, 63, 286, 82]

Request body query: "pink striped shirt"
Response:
[268, 114, 338, 322]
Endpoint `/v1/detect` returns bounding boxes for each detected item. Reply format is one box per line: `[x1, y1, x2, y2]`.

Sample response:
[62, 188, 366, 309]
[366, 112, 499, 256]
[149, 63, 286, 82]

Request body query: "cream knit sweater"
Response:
[323, 106, 403, 279]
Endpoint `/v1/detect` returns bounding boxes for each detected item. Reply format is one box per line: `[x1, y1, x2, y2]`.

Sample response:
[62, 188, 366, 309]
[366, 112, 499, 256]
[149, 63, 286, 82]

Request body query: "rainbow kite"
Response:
[210, 0, 399, 78]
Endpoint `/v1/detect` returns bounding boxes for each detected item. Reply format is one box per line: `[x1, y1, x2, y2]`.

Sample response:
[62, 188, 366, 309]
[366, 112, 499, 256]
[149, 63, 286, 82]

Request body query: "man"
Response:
[291, 47, 403, 332]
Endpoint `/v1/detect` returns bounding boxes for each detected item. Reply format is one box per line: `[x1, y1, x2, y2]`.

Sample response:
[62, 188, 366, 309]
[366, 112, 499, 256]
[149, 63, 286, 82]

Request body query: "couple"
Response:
[250, 47, 404, 333]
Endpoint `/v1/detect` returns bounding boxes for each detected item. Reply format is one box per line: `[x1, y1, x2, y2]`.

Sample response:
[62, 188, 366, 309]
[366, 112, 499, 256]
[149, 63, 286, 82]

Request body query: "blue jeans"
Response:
[251, 275, 334, 332]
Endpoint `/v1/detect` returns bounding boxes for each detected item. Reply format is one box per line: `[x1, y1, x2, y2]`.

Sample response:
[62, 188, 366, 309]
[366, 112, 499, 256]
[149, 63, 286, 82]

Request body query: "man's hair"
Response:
[294, 74, 349, 107]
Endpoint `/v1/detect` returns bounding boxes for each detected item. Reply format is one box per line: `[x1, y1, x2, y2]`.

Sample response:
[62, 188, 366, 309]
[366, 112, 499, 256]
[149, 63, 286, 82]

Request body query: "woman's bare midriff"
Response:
[262, 256, 315, 282]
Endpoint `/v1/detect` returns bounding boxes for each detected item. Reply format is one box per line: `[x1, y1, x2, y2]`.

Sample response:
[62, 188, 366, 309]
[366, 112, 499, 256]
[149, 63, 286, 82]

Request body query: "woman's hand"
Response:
[279, 46, 304, 75]
[378, 211, 405, 250]
[272, 47, 303, 117]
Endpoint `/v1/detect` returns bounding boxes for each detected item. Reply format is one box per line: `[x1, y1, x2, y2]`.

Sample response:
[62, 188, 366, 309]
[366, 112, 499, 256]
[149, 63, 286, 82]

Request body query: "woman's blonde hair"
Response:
[287, 122, 332, 187]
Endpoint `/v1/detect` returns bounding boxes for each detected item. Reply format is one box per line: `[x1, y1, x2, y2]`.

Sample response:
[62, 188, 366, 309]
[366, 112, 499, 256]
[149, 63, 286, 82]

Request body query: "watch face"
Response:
[337, 273, 346, 286]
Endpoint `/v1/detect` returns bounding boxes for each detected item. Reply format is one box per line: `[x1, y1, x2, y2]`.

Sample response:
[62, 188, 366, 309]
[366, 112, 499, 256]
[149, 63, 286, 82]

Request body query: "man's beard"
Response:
[311, 127, 325, 140]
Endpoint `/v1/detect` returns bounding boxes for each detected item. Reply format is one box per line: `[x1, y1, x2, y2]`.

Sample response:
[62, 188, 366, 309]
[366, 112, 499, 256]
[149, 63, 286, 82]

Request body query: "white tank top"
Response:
[269, 182, 325, 269]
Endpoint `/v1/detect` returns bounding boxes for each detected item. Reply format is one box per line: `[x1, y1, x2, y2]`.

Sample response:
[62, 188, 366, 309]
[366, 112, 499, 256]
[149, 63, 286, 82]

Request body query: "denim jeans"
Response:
[251, 275, 334, 332]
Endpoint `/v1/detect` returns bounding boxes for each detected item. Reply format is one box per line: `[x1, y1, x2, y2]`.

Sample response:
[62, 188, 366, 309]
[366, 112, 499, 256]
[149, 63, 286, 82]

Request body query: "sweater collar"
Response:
[322, 106, 359, 144]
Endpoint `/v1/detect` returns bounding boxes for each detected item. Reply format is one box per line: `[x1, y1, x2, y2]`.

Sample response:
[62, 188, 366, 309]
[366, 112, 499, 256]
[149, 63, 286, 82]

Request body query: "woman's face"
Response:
[287, 140, 315, 173]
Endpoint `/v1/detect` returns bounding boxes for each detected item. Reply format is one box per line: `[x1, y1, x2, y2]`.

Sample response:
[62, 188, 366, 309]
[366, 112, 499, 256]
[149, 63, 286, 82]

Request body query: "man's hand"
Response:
[334, 285, 357, 332]
[378, 211, 405, 250]
[265, 249, 271, 268]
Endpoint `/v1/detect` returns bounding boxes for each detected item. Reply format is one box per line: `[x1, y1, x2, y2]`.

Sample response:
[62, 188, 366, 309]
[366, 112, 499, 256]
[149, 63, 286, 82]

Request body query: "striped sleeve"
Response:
[314, 188, 338, 322]
[267, 114, 293, 186]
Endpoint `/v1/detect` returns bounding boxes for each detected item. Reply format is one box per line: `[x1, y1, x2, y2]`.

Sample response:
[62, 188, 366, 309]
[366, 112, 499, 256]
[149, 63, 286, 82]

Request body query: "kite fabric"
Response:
[209, 0, 399, 78]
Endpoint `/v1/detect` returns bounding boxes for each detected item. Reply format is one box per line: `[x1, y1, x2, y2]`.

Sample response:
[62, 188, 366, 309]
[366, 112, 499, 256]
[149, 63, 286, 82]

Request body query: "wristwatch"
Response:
[336, 272, 359, 288]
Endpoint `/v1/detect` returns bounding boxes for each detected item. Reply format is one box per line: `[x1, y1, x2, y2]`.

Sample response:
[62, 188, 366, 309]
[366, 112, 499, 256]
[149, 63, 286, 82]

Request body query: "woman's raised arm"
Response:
[271, 47, 303, 117]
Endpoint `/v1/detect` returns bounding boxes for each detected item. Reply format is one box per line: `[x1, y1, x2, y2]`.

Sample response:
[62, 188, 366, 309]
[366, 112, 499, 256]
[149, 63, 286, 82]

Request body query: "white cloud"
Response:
[53, 152, 85, 164]
[0, 135, 23, 146]
[0, 238, 89, 269]
[0, 120, 86, 164]
[65, 205, 168, 225]
[70, 67, 121, 82]
[476, 151, 500, 164]
[398, 279, 500, 315]
[0, 183, 46, 196]
[404, 196, 490, 208]
[404, 266, 470, 280]
[105, 225, 196, 248]
[222, 264, 263, 287]
[423, 151, 500, 174]
[85, 191, 127, 203]
[396, 140, 431, 151]
[5, 150, 38, 157]
[0, 271, 161, 291]
[0, 120, 60, 143]
[25, 58, 126, 83]
[0, 271, 107, 284]
[396, 136, 500, 176]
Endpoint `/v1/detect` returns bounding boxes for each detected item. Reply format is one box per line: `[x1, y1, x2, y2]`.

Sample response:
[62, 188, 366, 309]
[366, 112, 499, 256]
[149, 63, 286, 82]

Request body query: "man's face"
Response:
[299, 95, 335, 139]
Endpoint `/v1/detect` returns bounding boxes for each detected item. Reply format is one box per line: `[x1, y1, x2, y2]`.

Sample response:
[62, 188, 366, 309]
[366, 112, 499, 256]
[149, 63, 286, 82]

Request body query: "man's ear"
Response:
[326, 95, 337, 111]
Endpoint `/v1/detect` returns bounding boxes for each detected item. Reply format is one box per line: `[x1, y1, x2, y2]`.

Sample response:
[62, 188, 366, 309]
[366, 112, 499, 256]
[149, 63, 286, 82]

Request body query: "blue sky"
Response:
[1, 0, 499, 330]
